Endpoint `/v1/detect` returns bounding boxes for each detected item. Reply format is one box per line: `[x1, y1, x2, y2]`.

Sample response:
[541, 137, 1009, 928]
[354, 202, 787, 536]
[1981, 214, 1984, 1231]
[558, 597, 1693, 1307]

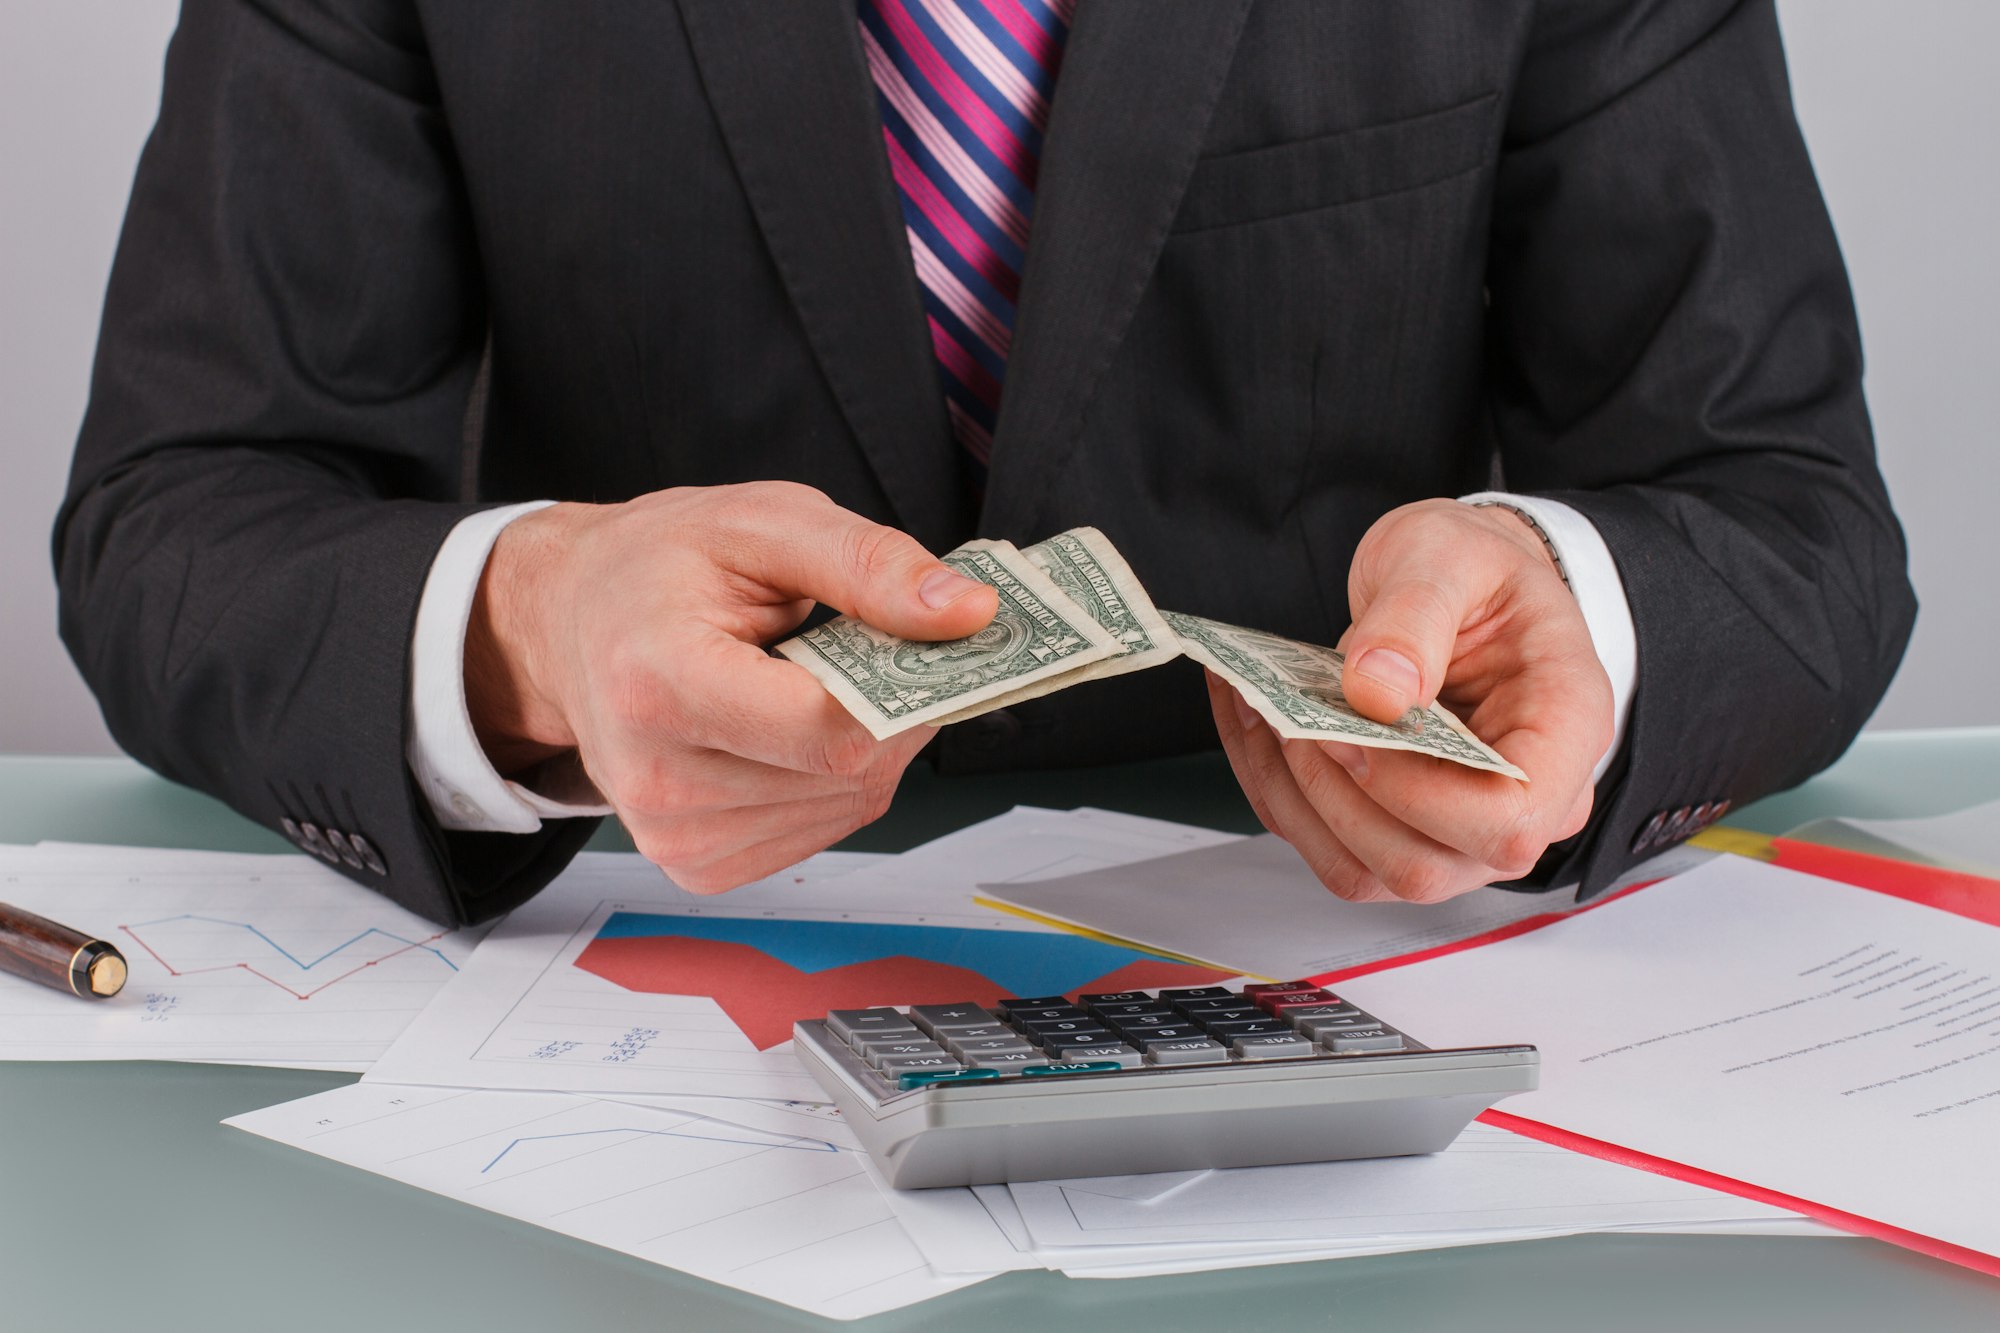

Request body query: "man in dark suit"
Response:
[55, 0, 1914, 928]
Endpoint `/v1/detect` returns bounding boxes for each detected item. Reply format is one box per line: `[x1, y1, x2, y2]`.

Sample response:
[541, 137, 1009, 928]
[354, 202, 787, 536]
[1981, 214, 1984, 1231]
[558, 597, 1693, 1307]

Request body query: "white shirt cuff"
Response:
[407, 502, 616, 833]
[1458, 492, 1638, 787]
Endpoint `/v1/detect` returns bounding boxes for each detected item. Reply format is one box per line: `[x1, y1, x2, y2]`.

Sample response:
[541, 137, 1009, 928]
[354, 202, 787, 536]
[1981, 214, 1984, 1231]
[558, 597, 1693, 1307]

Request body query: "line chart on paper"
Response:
[225, 1082, 983, 1319]
[0, 848, 479, 1067]
[117, 913, 457, 1000]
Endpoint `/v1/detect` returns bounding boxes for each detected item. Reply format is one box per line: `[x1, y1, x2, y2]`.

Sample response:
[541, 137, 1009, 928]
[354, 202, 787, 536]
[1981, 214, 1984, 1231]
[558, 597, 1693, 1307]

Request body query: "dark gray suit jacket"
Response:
[57, 0, 1915, 926]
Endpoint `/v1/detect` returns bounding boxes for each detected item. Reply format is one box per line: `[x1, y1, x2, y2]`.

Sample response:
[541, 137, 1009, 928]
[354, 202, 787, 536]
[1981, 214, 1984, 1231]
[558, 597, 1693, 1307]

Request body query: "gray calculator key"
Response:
[866, 1039, 948, 1069]
[1324, 1028, 1406, 1053]
[1232, 1033, 1317, 1060]
[909, 1004, 997, 1034]
[1051, 1043, 1143, 1068]
[850, 1028, 938, 1053]
[877, 1052, 963, 1075]
[966, 1050, 1052, 1073]
[1293, 1012, 1373, 1039]
[827, 1008, 920, 1043]
[1145, 1038, 1230, 1066]
[950, 1035, 1036, 1059]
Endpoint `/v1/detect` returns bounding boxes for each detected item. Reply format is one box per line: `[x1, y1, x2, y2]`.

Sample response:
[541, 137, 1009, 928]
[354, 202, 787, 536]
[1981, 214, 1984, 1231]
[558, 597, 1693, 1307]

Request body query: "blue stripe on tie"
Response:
[876, 96, 1030, 273]
[860, 3, 1040, 208]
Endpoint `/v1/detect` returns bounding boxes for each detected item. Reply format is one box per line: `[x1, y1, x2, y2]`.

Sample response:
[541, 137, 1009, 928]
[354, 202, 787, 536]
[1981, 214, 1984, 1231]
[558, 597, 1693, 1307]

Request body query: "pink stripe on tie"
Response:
[977, 0, 1063, 72]
[916, 0, 1050, 130]
[861, 25, 1032, 249]
[881, 130, 1021, 303]
[928, 315, 1003, 409]
[908, 228, 1013, 357]
[874, 0, 1037, 187]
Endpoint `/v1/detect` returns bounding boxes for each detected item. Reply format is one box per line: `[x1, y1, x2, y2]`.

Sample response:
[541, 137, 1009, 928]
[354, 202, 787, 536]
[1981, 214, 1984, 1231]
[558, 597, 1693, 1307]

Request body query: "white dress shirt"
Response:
[407, 496, 1639, 833]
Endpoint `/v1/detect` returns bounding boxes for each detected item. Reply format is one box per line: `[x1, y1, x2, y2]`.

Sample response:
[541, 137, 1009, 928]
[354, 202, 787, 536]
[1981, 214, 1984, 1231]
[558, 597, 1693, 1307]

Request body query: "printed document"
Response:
[1333, 856, 2000, 1261]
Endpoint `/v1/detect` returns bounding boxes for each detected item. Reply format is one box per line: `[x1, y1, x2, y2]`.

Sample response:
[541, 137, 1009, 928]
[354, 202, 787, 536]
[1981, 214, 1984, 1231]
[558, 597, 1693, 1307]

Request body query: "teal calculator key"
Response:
[898, 1068, 1002, 1090]
[1020, 1061, 1123, 1078]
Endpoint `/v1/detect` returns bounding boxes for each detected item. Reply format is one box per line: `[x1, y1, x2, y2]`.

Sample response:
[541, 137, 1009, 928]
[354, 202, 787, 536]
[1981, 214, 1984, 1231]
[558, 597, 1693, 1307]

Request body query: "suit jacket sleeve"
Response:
[53, 0, 597, 925]
[1487, 0, 1916, 896]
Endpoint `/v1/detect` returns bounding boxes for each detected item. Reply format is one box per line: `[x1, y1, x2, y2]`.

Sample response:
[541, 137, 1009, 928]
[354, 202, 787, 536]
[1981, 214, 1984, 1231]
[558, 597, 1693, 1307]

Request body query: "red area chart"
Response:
[575, 920, 1236, 1050]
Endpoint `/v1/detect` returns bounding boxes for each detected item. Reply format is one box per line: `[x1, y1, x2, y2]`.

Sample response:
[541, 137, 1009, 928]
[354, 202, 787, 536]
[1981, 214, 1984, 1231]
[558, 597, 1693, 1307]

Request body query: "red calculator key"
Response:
[1242, 980, 1321, 998]
[1256, 987, 1341, 1015]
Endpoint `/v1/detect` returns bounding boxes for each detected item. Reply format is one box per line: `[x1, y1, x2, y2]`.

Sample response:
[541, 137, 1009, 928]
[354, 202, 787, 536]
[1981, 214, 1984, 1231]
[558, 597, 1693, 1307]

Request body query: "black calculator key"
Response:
[1078, 991, 1152, 1007]
[1168, 996, 1261, 1019]
[1121, 1025, 1208, 1048]
[1108, 1011, 1183, 1029]
[1243, 980, 1320, 997]
[1085, 1000, 1174, 1021]
[1021, 1062, 1124, 1078]
[1002, 1003, 1092, 1025]
[1018, 1015, 1114, 1035]
[1037, 1031, 1123, 1057]
[995, 995, 1075, 1016]
[1201, 1017, 1292, 1040]
[1155, 986, 1234, 1001]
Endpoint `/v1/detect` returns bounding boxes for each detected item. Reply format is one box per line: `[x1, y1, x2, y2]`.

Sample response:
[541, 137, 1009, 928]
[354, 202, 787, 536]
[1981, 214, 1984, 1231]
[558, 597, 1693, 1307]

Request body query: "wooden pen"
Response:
[0, 902, 128, 999]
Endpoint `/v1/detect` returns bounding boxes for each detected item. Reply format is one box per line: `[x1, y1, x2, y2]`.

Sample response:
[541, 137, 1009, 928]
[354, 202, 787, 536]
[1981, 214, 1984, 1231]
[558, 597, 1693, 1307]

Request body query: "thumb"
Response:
[741, 491, 998, 640]
[1342, 572, 1474, 726]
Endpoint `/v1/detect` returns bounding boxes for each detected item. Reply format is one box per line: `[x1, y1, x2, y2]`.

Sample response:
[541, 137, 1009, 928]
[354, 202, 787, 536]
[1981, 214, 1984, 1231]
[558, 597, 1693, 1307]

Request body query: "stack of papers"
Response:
[24, 807, 1947, 1319]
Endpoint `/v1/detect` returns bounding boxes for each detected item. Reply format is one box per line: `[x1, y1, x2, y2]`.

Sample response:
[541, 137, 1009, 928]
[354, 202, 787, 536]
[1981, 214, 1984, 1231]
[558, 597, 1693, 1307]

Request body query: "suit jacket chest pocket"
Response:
[1171, 91, 1499, 233]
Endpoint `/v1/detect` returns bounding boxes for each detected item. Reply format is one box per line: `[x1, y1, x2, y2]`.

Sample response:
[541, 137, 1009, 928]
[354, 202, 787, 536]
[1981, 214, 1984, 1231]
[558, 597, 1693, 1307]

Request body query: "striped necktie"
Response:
[859, 0, 1074, 474]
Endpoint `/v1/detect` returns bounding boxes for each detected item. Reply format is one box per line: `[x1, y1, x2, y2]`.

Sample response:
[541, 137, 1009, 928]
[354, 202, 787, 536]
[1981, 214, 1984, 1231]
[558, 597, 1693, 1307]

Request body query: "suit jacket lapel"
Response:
[984, 0, 1254, 535]
[678, 0, 971, 552]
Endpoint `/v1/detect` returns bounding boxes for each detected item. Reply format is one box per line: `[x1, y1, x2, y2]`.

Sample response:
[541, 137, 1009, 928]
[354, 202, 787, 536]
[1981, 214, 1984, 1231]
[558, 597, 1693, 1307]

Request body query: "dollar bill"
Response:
[1165, 610, 1527, 780]
[926, 527, 1183, 725]
[776, 541, 1123, 740]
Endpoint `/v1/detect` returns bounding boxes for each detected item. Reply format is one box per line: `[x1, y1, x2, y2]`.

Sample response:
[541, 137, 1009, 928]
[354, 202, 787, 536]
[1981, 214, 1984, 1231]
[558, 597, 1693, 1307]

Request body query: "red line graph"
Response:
[118, 921, 454, 1001]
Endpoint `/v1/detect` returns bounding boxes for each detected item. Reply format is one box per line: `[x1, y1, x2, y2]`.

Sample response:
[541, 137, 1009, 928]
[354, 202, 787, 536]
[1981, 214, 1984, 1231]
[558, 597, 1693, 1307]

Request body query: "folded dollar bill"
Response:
[776, 527, 1525, 780]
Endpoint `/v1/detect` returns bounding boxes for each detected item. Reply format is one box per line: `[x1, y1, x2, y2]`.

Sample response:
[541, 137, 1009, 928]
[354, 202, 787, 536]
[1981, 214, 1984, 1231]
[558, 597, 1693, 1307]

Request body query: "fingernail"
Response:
[1231, 693, 1259, 733]
[1321, 741, 1369, 782]
[919, 568, 984, 609]
[1353, 648, 1422, 702]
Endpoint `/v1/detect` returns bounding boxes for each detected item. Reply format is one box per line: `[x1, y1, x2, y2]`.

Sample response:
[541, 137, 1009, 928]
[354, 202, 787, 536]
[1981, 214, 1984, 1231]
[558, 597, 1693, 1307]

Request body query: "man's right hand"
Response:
[463, 482, 997, 892]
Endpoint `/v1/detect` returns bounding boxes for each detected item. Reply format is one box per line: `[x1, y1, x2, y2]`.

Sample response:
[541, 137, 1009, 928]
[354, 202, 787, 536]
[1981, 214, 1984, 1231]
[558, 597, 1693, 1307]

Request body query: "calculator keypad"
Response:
[819, 983, 1418, 1091]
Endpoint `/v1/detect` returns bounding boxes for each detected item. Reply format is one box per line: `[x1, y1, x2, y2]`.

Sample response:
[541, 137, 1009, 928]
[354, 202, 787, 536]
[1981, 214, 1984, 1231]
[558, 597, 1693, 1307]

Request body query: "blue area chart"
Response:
[573, 912, 1235, 1049]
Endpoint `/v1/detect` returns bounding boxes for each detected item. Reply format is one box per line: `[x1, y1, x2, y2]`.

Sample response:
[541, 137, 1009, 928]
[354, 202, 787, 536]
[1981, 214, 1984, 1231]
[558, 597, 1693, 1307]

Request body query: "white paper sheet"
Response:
[225, 1081, 985, 1320]
[1839, 799, 2000, 876]
[1332, 855, 2000, 1261]
[0, 844, 484, 1067]
[1007, 1123, 1804, 1249]
[859, 805, 1241, 898]
[366, 819, 1241, 1100]
[982, 833, 1579, 979]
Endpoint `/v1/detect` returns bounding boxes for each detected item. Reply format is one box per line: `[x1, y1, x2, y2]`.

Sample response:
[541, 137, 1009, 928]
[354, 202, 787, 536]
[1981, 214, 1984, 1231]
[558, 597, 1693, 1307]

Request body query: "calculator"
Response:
[791, 981, 1537, 1188]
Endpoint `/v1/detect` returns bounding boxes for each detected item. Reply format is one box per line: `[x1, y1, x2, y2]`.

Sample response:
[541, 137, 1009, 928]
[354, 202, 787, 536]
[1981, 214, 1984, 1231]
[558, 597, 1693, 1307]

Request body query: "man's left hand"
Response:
[1208, 499, 1614, 903]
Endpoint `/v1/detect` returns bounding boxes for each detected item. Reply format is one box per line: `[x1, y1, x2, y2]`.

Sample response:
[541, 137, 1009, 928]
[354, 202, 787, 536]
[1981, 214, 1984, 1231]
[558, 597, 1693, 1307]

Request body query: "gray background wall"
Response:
[2, 0, 1995, 758]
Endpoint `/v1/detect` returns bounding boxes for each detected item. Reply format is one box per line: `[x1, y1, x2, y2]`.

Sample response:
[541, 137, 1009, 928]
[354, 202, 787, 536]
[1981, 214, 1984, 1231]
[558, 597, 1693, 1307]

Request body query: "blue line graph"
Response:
[122, 914, 458, 972]
[481, 1126, 843, 1173]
